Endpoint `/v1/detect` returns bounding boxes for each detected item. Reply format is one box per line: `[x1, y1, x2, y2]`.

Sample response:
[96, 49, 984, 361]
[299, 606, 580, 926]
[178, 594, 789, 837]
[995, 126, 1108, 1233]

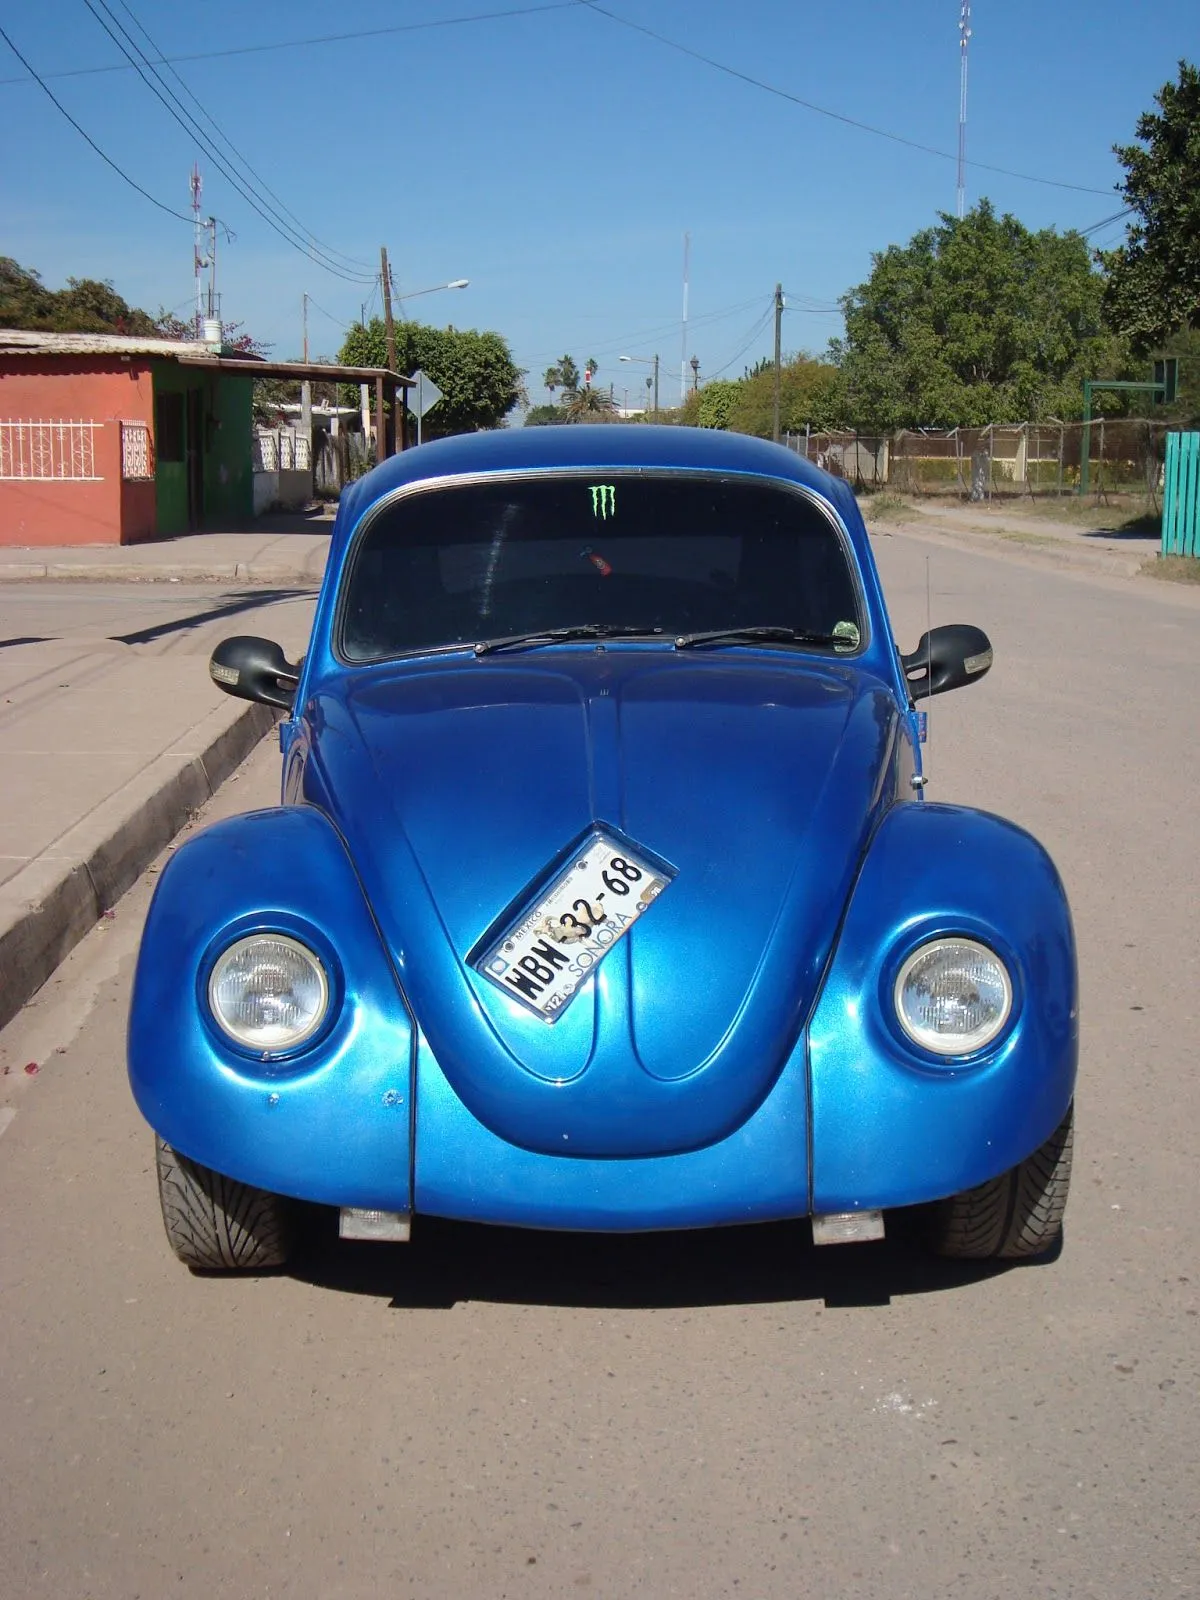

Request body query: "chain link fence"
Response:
[783, 419, 1170, 505]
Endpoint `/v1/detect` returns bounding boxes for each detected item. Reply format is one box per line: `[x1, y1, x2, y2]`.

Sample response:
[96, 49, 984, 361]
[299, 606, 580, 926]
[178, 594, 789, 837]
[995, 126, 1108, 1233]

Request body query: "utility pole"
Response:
[205, 218, 218, 320]
[772, 283, 784, 444]
[690, 355, 700, 393]
[380, 246, 397, 457]
[301, 292, 311, 438]
[653, 354, 659, 416]
[380, 247, 397, 372]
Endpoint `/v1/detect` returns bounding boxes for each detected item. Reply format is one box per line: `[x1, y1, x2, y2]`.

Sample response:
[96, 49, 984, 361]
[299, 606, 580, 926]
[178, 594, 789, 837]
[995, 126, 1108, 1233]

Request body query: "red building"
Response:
[0, 329, 257, 546]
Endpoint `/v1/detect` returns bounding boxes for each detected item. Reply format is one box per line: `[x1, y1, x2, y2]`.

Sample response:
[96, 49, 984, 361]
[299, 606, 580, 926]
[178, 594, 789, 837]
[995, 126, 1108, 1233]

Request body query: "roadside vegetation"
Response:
[1142, 555, 1200, 584]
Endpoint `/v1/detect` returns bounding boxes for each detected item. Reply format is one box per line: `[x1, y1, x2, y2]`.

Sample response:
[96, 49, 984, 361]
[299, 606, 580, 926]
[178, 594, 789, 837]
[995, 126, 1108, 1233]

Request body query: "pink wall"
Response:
[0, 359, 156, 546]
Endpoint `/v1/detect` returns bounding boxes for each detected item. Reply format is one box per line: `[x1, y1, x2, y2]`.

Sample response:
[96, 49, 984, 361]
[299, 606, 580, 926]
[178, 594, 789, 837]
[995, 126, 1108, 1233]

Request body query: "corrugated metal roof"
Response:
[0, 328, 224, 360]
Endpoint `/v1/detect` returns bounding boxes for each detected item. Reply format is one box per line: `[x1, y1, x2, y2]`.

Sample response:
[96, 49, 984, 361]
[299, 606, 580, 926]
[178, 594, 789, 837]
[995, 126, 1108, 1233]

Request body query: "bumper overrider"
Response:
[128, 801, 1077, 1232]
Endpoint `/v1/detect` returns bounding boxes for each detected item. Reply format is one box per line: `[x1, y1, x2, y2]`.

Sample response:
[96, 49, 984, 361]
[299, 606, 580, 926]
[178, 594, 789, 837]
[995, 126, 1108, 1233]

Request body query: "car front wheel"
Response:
[155, 1137, 295, 1271]
[929, 1104, 1074, 1259]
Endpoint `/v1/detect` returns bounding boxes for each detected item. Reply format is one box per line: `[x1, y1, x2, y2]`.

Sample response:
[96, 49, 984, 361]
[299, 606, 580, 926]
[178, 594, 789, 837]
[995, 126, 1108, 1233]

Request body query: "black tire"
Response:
[155, 1136, 295, 1271]
[929, 1104, 1073, 1260]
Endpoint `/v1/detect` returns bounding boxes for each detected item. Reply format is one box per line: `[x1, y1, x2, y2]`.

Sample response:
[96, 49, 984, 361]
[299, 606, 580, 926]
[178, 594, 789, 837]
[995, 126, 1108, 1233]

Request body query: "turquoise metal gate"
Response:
[1162, 432, 1199, 558]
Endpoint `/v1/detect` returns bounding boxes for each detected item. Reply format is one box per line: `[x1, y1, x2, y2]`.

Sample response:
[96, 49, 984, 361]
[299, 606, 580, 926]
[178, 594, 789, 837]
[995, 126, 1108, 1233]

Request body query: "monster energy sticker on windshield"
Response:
[590, 484, 616, 519]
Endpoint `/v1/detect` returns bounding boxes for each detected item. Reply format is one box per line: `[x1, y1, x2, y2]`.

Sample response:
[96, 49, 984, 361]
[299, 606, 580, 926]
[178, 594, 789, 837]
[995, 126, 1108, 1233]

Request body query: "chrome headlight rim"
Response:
[205, 930, 332, 1058]
[892, 934, 1014, 1060]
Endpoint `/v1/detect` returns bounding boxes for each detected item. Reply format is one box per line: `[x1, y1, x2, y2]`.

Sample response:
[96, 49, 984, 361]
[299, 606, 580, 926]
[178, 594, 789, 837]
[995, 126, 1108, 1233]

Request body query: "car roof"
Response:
[331, 425, 858, 559]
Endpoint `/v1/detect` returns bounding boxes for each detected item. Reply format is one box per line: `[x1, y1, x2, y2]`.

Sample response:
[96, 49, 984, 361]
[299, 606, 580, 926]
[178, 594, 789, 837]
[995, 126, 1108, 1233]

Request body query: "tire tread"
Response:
[155, 1137, 293, 1270]
[930, 1105, 1073, 1261]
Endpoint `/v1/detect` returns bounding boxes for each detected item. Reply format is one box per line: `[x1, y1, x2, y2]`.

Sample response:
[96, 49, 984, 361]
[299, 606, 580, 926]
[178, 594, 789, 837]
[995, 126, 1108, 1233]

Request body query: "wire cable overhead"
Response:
[578, 1, 1116, 199]
[80, 0, 379, 284]
[0, 20, 193, 223]
[108, 0, 375, 275]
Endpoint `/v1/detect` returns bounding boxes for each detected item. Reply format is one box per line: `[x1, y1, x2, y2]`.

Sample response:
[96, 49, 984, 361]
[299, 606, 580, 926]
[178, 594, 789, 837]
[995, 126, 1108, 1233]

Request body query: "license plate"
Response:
[474, 829, 672, 1021]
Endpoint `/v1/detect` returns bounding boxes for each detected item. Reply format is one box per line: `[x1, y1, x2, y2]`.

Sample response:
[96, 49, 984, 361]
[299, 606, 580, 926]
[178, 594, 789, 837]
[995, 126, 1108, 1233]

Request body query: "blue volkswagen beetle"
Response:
[128, 426, 1076, 1272]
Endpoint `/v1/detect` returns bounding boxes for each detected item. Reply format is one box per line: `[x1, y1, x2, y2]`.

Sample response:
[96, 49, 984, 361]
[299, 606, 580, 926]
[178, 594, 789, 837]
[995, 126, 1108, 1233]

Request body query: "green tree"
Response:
[524, 403, 566, 427]
[0, 257, 159, 334]
[1102, 60, 1200, 352]
[340, 318, 523, 435]
[832, 201, 1128, 428]
[728, 356, 843, 438]
[697, 379, 741, 429]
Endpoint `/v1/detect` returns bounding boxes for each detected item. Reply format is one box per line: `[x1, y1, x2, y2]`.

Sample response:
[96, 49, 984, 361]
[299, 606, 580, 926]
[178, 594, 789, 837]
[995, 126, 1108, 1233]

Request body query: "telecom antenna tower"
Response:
[957, 1, 972, 219]
[191, 165, 205, 335]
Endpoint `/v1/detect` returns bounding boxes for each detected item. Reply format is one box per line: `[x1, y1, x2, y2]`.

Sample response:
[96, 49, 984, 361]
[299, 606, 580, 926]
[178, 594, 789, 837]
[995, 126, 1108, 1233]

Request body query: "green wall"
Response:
[152, 363, 254, 534]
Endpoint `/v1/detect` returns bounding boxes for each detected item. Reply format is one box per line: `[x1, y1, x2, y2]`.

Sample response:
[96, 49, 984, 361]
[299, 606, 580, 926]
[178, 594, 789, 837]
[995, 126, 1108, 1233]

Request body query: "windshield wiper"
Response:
[673, 625, 850, 650]
[474, 624, 664, 656]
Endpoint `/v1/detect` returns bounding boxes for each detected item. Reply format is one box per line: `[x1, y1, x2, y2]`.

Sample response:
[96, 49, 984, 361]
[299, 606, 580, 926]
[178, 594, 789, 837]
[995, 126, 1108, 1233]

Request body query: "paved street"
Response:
[0, 536, 1198, 1599]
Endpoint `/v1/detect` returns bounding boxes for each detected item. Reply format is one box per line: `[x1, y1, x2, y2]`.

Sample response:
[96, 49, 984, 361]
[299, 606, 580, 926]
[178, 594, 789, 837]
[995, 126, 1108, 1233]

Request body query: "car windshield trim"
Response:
[332, 466, 869, 667]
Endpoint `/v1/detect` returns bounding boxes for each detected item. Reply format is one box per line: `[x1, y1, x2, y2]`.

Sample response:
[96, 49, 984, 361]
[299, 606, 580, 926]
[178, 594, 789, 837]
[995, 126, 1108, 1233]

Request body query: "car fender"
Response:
[127, 805, 416, 1209]
[808, 801, 1077, 1213]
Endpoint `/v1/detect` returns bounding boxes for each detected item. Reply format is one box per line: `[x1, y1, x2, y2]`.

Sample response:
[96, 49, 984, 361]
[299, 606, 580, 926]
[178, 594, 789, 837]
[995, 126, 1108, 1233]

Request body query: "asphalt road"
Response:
[1, 543, 1198, 1600]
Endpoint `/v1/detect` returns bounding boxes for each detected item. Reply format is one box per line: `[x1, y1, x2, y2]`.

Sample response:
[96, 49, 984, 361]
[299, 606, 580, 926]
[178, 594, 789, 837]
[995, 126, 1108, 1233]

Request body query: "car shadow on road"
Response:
[287, 1208, 1059, 1311]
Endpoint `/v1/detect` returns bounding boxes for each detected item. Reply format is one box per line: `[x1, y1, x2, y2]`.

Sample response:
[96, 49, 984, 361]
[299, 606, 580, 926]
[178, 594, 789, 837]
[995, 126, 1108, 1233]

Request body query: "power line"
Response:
[578, 1, 1116, 199]
[79, 0, 377, 285]
[707, 305, 775, 378]
[109, 0, 375, 275]
[526, 293, 772, 371]
[305, 294, 350, 327]
[0, 2, 588, 87]
[780, 289, 842, 313]
[1079, 206, 1134, 237]
[0, 20, 193, 223]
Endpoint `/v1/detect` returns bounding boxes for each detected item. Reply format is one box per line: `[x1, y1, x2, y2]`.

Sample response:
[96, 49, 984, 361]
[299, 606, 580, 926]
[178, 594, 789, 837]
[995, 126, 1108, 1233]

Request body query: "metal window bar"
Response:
[120, 421, 154, 481]
[0, 420, 102, 481]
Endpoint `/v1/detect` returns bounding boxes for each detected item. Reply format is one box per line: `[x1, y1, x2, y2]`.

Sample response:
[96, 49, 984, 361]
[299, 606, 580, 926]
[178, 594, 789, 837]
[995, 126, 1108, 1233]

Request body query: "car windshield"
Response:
[339, 471, 862, 661]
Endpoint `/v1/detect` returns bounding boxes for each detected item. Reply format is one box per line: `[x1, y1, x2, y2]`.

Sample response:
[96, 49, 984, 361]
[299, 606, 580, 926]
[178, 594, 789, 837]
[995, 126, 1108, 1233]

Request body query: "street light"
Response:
[397, 278, 470, 309]
[619, 353, 659, 416]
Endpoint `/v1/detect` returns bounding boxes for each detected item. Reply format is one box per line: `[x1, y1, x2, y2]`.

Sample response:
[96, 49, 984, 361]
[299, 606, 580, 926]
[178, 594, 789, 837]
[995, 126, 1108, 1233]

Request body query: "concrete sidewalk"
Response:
[0, 523, 333, 585]
[0, 536, 320, 1031]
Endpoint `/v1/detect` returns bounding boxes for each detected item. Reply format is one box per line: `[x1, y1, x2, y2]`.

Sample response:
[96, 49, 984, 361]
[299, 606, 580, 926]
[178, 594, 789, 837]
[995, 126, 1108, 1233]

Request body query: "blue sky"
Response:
[2, 1, 1196, 408]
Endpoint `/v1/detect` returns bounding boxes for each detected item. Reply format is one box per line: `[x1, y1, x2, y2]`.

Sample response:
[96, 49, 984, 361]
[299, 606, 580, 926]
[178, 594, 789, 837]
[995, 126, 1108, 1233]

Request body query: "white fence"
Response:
[0, 420, 101, 481]
[254, 428, 311, 473]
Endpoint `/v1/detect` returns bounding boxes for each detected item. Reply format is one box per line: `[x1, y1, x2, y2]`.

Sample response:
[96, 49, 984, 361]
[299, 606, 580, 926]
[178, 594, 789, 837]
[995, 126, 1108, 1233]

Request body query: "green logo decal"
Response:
[590, 484, 616, 519]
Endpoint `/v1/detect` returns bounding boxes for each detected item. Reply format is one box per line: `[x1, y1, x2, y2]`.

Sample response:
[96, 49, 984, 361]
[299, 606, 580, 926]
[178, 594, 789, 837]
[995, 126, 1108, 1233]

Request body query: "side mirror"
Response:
[900, 623, 993, 699]
[209, 635, 300, 711]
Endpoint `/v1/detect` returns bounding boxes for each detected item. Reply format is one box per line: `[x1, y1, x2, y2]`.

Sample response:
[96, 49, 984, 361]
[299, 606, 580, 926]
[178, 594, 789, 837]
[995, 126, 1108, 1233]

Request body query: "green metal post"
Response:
[1079, 380, 1092, 497]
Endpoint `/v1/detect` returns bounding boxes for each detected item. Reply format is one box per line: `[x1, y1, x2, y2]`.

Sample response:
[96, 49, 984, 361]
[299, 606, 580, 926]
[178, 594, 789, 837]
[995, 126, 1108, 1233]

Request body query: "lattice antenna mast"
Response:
[191, 165, 206, 336]
[957, 1, 972, 219]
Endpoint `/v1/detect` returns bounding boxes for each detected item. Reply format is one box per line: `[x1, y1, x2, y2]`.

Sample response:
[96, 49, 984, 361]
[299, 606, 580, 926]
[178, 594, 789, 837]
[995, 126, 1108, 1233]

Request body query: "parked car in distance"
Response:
[128, 425, 1076, 1273]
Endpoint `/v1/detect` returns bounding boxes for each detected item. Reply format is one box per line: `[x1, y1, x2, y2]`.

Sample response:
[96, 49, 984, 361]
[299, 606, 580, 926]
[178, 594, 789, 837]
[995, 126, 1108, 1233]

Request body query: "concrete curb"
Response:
[0, 699, 276, 1032]
[0, 562, 324, 585]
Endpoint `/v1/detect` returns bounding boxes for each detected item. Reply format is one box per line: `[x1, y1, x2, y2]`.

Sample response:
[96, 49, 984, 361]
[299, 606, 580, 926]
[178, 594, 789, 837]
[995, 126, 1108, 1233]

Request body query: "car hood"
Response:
[305, 652, 904, 1158]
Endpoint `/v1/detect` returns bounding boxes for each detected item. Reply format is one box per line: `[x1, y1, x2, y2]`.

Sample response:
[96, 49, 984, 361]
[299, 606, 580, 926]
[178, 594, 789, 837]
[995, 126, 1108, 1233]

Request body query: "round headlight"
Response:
[208, 934, 329, 1051]
[894, 937, 1012, 1056]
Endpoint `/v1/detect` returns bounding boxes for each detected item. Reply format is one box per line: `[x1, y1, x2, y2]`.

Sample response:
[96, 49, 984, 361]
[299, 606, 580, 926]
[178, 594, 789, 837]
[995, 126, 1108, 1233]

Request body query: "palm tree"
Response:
[562, 384, 619, 422]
